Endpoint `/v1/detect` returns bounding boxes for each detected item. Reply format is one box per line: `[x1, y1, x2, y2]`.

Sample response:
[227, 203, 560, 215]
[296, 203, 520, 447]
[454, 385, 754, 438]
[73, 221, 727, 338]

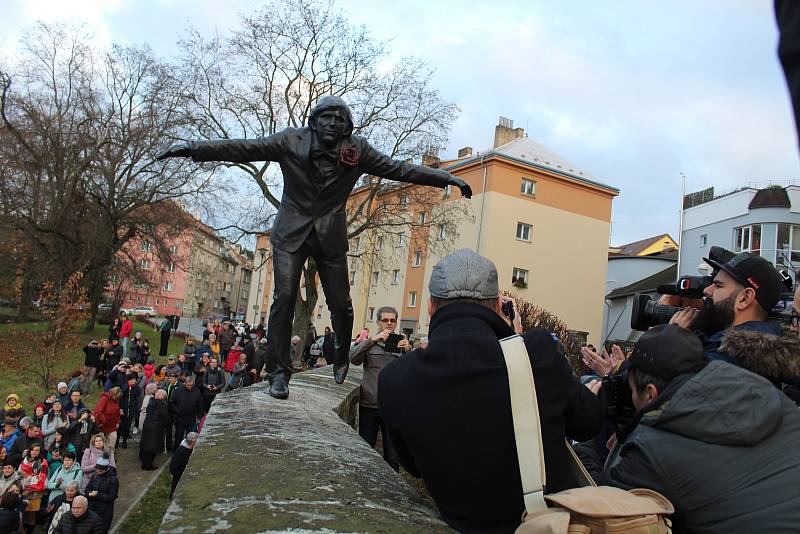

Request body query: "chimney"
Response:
[422, 148, 440, 168]
[493, 116, 525, 148]
[457, 146, 473, 158]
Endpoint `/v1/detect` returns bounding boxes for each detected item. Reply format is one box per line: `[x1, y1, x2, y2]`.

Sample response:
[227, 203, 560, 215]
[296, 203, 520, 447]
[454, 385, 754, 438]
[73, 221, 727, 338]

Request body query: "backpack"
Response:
[499, 335, 674, 534]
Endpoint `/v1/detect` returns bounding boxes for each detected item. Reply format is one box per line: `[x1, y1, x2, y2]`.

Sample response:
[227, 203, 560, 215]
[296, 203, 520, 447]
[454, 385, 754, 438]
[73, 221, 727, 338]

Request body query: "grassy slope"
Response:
[0, 317, 186, 410]
[115, 468, 173, 534]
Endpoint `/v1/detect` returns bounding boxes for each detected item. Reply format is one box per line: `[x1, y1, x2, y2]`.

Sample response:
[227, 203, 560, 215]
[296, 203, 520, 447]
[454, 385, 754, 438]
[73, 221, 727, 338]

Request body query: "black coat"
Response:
[52, 509, 104, 534]
[188, 97, 451, 256]
[378, 303, 603, 534]
[119, 384, 141, 418]
[85, 469, 118, 515]
[169, 386, 204, 420]
[169, 444, 193, 481]
[139, 399, 169, 455]
[82, 346, 102, 368]
[68, 418, 99, 455]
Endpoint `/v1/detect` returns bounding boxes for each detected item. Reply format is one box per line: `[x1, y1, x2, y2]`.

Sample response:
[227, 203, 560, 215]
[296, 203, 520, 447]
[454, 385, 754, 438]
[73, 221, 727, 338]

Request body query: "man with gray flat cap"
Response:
[158, 96, 471, 399]
[378, 249, 603, 533]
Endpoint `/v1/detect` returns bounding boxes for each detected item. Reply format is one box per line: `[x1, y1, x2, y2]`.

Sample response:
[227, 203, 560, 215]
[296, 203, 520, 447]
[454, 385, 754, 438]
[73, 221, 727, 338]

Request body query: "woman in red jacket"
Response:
[119, 312, 133, 357]
[93, 387, 122, 454]
[19, 442, 48, 533]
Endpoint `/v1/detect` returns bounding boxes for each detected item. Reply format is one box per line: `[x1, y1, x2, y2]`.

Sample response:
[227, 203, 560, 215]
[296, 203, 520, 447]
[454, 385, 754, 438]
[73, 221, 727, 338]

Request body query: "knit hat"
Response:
[96, 453, 110, 468]
[57, 382, 67, 390]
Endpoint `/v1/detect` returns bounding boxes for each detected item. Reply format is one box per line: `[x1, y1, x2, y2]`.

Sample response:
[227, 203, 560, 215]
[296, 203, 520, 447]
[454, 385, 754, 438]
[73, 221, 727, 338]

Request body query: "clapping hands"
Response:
[581, 344, 626, 377]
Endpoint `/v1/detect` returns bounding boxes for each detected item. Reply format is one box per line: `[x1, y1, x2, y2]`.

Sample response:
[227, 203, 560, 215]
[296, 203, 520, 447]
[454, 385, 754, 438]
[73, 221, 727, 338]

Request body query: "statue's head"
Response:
[309, 95, 354, 147]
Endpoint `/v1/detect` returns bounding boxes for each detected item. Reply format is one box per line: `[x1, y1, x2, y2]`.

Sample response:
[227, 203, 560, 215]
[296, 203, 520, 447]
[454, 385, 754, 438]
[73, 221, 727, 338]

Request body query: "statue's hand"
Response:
[448, 176, 473, 199]
[156, 142, 192, 161]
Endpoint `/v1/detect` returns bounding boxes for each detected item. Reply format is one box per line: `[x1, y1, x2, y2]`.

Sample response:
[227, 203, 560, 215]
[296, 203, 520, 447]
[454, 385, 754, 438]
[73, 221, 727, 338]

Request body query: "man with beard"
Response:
[670, 251, 800, 387]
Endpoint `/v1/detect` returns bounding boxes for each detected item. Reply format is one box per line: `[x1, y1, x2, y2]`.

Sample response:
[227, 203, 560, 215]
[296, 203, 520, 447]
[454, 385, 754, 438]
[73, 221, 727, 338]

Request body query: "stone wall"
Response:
[159, 366, 451, 533]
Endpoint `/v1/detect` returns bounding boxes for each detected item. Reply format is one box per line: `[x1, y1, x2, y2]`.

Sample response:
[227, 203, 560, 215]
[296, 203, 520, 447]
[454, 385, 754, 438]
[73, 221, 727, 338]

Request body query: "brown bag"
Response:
[499, 336, 674, 534]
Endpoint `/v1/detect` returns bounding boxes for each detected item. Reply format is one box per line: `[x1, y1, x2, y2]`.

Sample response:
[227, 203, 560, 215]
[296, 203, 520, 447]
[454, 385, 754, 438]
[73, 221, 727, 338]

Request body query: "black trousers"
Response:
[141, 451, 156, 470]
[267, 234, 353, 382]
[172, 416, 196, 451]
[118, 415, 133, 443]
[160, 330, 171, 356]
[164, 416, 174, 451]
[359, 406, 399, 471]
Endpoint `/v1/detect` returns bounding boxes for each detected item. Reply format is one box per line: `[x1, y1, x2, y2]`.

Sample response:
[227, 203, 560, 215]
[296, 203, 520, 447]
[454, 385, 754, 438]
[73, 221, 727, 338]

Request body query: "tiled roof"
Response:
[613, 234, 675, 256]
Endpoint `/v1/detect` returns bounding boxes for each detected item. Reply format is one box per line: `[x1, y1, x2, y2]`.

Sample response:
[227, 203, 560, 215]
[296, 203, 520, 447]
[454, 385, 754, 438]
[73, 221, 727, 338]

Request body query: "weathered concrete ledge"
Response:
[159, 366, 451, 533]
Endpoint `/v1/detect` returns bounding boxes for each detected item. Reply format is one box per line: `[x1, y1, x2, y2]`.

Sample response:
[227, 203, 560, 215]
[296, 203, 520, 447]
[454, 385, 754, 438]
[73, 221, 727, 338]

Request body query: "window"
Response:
[377, 236, 384, 250]
[512, 268, 529, 288]
[368, 307, 375, 321]
[136, 296, 141, 303]
[140, 242, 152, 252]
[418, 211, 427, 225]
[128, 295, 133, 301]
[392, 269, 400, 285]
[317, 306, 323, 319]
[699, 234, 707, 247]
[217, 281, 223, 290]
[224, 282, 232, 292]
[398, 233, 407, 247]
[349, 270, 356, 285]
[169, 245, 178, 254]
[167, 262, 175, 273]
[156, 299, 160, 305]
[443, 184, 452, 198]
[138, 259, 150, 270]
[164, 281, 174, 292]
[408, 291, 417, 308]
[371, 271, 379, 286]
[400, 193, 409, 208]
[438, 225, 446, 241]
[735, 224, 762, 256]
[516, 222, 532, 242]
[521, 178, 536, 196]
[413, 251, 422, 267]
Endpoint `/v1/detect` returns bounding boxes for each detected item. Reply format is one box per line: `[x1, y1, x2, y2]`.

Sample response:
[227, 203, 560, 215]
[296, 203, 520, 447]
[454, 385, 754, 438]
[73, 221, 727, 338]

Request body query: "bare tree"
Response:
[174, 0, 465, 340]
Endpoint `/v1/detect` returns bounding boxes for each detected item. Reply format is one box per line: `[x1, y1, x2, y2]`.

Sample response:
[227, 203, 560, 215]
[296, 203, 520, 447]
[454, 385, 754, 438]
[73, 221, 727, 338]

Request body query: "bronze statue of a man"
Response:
[158, 96, 471, 399]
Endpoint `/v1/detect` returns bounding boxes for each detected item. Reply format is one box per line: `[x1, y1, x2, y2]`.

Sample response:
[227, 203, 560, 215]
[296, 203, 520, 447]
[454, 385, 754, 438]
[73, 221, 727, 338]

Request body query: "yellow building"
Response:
[249, 117, 619, 346]
[609, 234, 678, 257]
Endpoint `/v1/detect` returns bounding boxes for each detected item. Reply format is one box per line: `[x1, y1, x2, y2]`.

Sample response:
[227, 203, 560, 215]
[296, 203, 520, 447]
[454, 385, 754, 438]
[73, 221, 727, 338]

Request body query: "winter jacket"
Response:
[119, 319, 132, 339]
[204, 367, 226, 393]
[143, 363, 155, 382]
[182, 343, 196, 360]
[41, 411, 69, 449]
[224, 348, 241, 372]
[7, 431, 33, 467]
[45, 461, 83, 501]
[0, 471, 21, 496]
[164, 363, 181, 377]
[169, 386, 204, 420]
[169, 441, 193, 485]
[46, 441, 75, 473]
[64, 400, 87, 421]
[139, 399, 169, 455]
[103, 344, 123, 371]
[80, 447, 115, 493]
[119, 384, 141, 418]
[83, 345, 102, 368]
[52, 509, 105, 534]
[378, 303, 603, 534]
[718, 322, 800, 387]
[195, 344, 211, 366]
[253, 343, 268, 373]
[0, 429, 20, 457]
[218, 329, 235, 352]
[350, 338, 403, 408]
[605, 361, 800, 533]
[92, 393, 120, 434]
[85, 468, 118, 516]
[68, 417, 99, 456]
[18, 455, 48, 491]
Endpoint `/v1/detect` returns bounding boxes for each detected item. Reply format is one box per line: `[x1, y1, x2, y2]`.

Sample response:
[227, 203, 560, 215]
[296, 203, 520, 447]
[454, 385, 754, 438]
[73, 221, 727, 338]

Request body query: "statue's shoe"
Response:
[333, 361, 349, 384]
[268, 376, 289, 399]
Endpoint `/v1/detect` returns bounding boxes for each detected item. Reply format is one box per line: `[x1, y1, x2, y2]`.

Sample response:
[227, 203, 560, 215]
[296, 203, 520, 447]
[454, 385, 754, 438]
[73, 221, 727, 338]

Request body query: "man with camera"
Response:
[602, 324, 800, 533]
[670, 251, 800, 387]
[349, 306, 409, 471]
[378, 249, 603, 533]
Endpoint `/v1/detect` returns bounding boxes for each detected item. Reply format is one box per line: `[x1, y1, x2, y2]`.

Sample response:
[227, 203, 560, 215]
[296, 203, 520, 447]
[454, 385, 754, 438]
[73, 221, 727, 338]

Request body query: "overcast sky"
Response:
[2, 0, 797, 246]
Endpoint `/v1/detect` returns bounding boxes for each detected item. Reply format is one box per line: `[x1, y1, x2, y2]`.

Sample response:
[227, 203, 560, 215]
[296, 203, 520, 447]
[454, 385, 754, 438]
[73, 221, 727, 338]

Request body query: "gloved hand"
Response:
[447, 176, 472, 199]
[156, 142, 192, 161]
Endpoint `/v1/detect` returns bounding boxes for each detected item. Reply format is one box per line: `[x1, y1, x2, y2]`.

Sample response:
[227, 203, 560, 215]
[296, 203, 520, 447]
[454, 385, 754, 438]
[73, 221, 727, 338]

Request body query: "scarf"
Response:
[4, 394, 22, 413]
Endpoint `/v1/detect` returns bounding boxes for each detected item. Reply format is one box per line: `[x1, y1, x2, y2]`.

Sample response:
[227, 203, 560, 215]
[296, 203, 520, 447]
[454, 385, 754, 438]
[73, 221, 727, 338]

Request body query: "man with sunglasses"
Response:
[670, 251, 800, 388]
[349, 306, 409, 471]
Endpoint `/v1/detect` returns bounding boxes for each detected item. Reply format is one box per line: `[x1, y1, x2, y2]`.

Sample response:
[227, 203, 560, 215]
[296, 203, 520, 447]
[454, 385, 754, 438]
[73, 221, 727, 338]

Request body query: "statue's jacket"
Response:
[188, 128, 452, 257]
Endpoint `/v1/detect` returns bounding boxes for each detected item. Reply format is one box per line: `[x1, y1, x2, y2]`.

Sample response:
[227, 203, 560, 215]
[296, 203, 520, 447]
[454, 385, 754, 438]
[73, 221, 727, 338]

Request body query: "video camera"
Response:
[630, 246, 795, 331]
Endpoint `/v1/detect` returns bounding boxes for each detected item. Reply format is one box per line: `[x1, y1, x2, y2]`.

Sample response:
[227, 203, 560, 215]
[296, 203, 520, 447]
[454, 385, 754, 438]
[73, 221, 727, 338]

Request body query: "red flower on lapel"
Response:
[339, 144, 359, 167]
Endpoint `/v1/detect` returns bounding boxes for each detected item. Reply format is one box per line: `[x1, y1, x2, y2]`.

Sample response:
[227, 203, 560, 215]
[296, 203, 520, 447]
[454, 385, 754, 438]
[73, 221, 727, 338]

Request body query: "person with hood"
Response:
[139, 389, 169, 470]
[42, 401, 69, 449]
[79, 435, 115, 494]
[3, 394, 25, 420]
[84, 452, 118, 533]
[157, 95, 472, 399]
[68, 410, 98, 461]
[51, 495, 104, 534]
[602, 325, 800, 533]
[169, 432, 197, 498]
[143, 358, 156, 384]
[45, 451, 82, 503]
[19, 442, 48, 533]
[92, 388, 120, 454]
[81, 341, 103, 394]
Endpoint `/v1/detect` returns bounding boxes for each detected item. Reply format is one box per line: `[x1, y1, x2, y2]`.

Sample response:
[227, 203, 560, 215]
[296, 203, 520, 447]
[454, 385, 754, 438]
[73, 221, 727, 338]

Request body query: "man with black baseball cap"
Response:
[604, 324, 800, 533]
[670, 251, 800, 386]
